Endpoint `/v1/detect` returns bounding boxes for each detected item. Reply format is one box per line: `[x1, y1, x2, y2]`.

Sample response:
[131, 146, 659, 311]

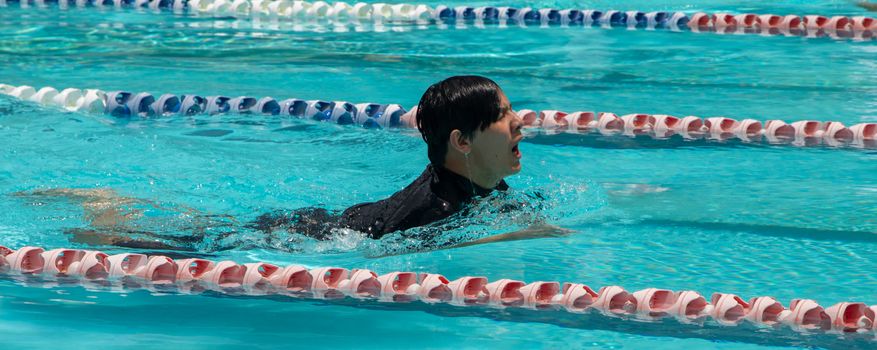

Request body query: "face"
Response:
[467, 91, 524, 182]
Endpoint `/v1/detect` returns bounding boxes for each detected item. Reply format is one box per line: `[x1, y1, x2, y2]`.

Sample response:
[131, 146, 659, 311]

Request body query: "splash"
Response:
[8, 174, 608, 256]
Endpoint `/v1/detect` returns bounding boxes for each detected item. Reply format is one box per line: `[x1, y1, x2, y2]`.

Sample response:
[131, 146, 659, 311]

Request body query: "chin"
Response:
[509, 164, 522, 174]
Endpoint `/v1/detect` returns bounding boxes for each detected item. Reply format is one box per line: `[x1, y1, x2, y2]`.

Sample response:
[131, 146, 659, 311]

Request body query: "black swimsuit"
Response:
[250, 164, 509, 240]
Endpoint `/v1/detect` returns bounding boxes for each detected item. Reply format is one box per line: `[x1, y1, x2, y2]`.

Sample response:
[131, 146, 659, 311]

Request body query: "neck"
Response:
[442, 157, 501, 190]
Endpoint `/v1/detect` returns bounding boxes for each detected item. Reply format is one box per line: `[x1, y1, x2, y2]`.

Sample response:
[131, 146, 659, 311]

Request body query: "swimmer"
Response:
[17, 76, 570, 252]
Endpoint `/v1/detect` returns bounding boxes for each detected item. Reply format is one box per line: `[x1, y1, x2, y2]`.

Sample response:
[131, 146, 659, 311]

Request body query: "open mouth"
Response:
[511, 143, 522, 159]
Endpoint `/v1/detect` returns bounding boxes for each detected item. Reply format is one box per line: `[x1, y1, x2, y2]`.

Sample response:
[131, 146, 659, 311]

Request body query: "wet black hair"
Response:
[416, 76, 504, 166]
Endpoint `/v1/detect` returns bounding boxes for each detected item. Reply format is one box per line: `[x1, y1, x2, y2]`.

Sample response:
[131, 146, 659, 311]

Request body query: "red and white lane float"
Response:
[2, 245, 877, 336]
[519, 108, 877, 148]
[3, 1, 876, 41]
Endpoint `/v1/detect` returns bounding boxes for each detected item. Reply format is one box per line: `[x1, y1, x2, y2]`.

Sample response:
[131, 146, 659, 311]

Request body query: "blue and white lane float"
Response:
[2, 244, 877, 336]
[0, 84, 412, 129]
[2, 83, 876, 148]
[3, 0, 877, 41]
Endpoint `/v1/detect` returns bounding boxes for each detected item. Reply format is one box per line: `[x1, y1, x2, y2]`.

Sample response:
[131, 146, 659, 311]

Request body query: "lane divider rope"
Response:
[1, 245, 876, 336]
[3, 83, 875, 148]
[3, 1, 877, 41]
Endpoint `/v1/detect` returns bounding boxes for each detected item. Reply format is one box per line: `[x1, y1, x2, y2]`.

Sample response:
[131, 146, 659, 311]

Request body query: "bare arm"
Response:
[446, 223, 573, 249]
[856, 1, 877, 11]
[368, 223, 573, 258]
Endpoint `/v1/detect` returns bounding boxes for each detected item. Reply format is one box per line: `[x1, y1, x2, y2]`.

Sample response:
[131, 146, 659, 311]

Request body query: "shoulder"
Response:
[339, 166, 451, 237]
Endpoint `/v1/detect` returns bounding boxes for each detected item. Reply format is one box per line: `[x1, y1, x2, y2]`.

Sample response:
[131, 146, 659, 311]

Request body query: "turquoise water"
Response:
[1, 2, 877, 349]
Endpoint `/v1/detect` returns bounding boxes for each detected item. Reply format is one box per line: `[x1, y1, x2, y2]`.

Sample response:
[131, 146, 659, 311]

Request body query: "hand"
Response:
[856, 1, 877, 11]
[443, 223, 575, 250]
[518, 223, 575, 238]
[473, 223, 574, 243]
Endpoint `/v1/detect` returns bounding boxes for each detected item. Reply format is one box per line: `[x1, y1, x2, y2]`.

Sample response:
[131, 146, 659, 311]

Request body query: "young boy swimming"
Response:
[19, 76, 569, 252]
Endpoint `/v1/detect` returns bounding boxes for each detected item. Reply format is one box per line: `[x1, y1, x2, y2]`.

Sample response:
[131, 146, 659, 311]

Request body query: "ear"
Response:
[448, 129, 472, 155]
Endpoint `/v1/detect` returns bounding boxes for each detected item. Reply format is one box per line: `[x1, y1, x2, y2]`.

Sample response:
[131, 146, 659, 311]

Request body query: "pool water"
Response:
[1, 1, 876, 349]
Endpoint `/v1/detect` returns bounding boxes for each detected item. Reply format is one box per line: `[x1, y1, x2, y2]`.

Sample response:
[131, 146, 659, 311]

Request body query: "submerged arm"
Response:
[12, 187, 236, 250]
